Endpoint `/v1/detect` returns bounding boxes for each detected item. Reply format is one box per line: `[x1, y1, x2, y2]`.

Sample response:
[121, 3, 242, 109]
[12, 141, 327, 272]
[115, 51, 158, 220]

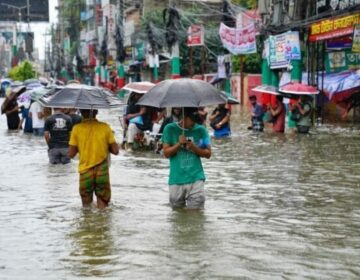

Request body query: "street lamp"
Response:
[1, 2, 31, 65]
[0, 3, 29, 23]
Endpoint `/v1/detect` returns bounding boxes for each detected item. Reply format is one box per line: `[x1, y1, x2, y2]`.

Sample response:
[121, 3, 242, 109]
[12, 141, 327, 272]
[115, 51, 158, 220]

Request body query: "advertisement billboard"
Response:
[0, 0, 49, 22]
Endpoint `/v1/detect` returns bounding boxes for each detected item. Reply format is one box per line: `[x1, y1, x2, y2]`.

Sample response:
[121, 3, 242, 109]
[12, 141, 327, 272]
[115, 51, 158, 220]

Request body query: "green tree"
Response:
[231, 0, 257, 9]
[8, 60, 36, 81]
[61, 0, 85, 57]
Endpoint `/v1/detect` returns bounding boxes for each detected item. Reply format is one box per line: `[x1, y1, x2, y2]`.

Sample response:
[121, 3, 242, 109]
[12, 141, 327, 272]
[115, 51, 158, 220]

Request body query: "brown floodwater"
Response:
[0, 102, 359, 279]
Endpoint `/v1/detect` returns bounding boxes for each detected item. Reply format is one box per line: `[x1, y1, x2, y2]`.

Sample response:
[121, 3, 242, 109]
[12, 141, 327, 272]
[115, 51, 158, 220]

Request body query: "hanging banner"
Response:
[309, 13, 360, 42]
[219, 22, 257, 55]
[325, 50, 360, 73]
[187, 25, 204, 47]
[352, 24, 360, 52]
[148, 54, 159, 68]
[269, 31, 301, 69]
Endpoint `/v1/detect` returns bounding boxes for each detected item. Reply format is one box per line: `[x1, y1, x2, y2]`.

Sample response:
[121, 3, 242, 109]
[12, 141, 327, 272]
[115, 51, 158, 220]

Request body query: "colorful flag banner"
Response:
[219, 22, 257, 55]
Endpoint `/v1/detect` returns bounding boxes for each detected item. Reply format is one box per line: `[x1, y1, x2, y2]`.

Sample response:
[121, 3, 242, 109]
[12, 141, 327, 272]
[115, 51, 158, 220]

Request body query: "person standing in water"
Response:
[68, 109, 119, 209]
[162, 107, 211, 210]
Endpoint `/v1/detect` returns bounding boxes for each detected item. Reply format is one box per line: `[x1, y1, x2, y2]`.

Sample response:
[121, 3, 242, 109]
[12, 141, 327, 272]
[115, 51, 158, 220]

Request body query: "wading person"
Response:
[2, 86, 23, 130]
[44, 108, 73, 164]
[29, 100, 45, 136]
[162, 107, 211, 210]
[248, 95, 264, 132]
[68, 109, 119, 209]
[267, 95, 286, 133]
[294, 95, 313, 134]
[209, 103, 231, 137]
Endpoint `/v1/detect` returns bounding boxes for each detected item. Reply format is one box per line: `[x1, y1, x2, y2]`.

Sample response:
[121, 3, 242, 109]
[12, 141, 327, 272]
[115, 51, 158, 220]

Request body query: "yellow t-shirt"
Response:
[69, 119, 116, 173]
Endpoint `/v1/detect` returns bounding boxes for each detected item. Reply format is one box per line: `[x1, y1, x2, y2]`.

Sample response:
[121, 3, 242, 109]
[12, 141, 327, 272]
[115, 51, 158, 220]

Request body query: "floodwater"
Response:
[1, 103, 360, 279]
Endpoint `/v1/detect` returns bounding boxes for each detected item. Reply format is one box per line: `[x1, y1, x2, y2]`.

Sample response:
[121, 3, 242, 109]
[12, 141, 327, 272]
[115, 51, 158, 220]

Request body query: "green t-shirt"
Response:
[297, 103, 311, 127]
[162, 122, 211, 185]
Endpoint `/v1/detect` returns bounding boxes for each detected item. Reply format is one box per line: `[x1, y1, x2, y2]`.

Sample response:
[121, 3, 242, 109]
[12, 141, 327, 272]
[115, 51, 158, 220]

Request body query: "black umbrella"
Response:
[39, 84, 124, 109]
[220, 91, 240, 104]
[136, 78, 226, 108]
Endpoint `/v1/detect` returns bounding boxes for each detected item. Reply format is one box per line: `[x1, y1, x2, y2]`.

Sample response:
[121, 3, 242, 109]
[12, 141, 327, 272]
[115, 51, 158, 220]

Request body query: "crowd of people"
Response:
[248, 95, 313, 134]
[2, 83, 316, 211]
[120, 92, 313, 155]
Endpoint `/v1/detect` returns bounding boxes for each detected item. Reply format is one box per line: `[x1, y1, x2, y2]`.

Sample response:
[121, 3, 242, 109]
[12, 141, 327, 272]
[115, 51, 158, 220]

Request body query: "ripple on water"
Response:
[0, 106, 360, 279]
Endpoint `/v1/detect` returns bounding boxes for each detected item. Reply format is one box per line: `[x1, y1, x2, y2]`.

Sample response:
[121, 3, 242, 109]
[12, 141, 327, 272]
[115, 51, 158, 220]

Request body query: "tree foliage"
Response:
[61, 0, 86, 57]
[231, 0, 257, 9]
[8, 60, 36, 81]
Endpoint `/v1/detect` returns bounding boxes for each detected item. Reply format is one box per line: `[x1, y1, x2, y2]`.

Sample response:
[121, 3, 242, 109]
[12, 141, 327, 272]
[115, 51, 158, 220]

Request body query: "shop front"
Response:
[306, 12, 360, 121]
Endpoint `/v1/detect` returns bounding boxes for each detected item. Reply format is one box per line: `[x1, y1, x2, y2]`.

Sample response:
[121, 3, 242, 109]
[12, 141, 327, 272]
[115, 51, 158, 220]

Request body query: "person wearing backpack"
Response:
[294, 95, 312, 134]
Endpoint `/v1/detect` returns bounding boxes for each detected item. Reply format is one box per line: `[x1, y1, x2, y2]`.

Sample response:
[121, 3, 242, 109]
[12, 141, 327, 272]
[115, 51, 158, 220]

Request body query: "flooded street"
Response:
[1, 104, 360, 279]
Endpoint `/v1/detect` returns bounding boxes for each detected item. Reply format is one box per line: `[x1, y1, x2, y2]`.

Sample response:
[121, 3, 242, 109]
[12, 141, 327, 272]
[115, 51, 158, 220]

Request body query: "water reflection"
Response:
[67, 209, 116, 278]
[168, 210, 207, 248]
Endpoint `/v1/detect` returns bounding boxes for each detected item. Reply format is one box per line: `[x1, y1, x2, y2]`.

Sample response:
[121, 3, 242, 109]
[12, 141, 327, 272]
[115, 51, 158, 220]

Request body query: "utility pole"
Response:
[116, 0, 126, 95]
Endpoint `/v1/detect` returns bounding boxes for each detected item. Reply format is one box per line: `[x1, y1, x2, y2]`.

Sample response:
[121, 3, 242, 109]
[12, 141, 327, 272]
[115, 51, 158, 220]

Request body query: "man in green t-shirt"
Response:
[162, 107, 211, 210]
[295, 96, 312, 134]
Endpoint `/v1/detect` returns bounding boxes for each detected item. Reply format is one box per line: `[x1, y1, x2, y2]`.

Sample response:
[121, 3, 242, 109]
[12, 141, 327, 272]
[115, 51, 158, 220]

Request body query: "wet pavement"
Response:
[0, 102, 360, 279]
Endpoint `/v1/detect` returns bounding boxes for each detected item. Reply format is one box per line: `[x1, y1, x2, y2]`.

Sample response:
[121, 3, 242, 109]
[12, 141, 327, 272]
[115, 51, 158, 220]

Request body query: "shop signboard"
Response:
[187, 25, 204, 47]
[352, 24, 360, 52]
[326, 36, 353, 49]
[88, 44, 97, 67]
[219, 22, 257, 55]
[325, 50, 360, 73]
[95, 4, 103, 27]
[268, 31, 301, 69]
[81, 9, 94, 21]
[309, 13, 360, 42]
[317, 0, 360, 14]
[134, 42, 145, 61]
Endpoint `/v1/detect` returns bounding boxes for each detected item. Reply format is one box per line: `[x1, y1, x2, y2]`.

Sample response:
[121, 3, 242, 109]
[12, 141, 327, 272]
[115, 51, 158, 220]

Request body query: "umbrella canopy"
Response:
[136, 78, 225, 108]
[279, 82, 319, 95]
[39, 84, 124, 109]
[1, 86, 27, 114]
[11, 81, 24, 87]
[24, 78, 40, 85]
[251, 85, 280, 95]
[121, 81, 156, 94]
[17, 90, 32, 108]
[220, 91, 240, 104]
[26, 82, 43, 90]
[0, 78, 12, 88]
[30, 87, 57, 102]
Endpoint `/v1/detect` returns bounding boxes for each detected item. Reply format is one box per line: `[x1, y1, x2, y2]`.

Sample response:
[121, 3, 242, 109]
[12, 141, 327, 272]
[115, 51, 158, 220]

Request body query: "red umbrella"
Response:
[279, 82, 319, 95]
[121, 81, 155, 94]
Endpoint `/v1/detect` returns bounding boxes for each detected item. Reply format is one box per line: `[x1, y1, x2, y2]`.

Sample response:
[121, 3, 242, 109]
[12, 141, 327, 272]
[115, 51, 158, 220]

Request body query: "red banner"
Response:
[309, 13, 360, 42]
[88, 44, 96, 67]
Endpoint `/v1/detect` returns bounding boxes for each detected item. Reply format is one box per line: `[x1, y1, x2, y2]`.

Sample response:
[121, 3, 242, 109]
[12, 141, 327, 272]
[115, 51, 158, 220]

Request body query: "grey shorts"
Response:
[169, 180, 205, 209]
[48, 147, 70, 164]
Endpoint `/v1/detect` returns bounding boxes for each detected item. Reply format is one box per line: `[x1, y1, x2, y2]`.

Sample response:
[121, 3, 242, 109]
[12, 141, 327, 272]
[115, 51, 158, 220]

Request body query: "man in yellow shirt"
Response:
[68, 109, 119, 209]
